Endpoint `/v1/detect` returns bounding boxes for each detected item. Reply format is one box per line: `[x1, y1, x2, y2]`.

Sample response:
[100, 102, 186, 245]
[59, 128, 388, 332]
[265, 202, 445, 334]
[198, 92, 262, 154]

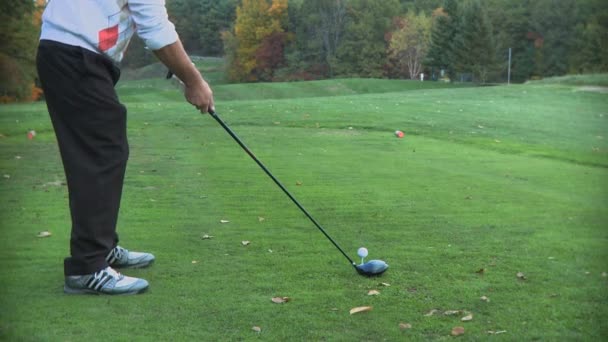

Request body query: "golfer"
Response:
[36, 0, 213, 295]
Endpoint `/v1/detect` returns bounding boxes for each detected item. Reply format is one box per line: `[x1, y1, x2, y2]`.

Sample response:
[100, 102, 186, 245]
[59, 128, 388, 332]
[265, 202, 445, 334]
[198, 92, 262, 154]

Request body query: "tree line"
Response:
[219, 0, 607, 83]
[1, 0, 607, 101]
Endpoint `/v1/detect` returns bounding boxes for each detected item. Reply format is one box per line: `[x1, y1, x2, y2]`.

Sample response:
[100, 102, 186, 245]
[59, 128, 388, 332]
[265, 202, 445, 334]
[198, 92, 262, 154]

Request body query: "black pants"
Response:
[36, 40, 127, 276]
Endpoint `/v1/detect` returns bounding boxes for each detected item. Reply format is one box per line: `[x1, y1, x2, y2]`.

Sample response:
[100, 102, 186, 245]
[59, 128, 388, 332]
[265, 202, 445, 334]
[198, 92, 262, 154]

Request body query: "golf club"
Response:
[208, 109, 388, 276]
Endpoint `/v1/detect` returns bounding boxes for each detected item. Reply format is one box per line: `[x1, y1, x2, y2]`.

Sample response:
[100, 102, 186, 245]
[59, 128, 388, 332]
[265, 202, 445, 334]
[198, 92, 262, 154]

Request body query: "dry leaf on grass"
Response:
[350, 306, 373, 315]
[241, 241, 251, 246]
[252, 326, 261, 333]
[201, 234, 213, 240]
[517, 272, 527, 280]
[295, 181, 303, 186]
[367, 290, 380, 296]
[424, 309, 439, 317]
[461, 314, 473, 322]
[476, 268, 486, 275]
[443, 310, 461, 316]
[399, 323, 412, 330]
[220, 219, 230, 223]
[487, 330, 507, 335]
[379, 282, 391, 287]
[258, 217, 265, 222]
[271, 297, 290, 304]
[451, 326, 465, 336]
[37, 231, 52, 238]
[480, 296, 490, 302]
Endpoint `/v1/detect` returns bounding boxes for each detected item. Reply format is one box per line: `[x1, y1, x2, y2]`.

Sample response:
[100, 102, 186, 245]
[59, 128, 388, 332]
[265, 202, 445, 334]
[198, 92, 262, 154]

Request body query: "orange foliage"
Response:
[432, 7, 447, 18]
[232, 0, 289, 81]
[31, 84, 44, 101]
[33, 0, 45, 25]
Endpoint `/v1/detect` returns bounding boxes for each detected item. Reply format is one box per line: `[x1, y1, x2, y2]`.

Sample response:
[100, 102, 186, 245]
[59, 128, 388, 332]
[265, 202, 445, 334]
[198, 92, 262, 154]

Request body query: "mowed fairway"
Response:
[1, 78, 607, 340]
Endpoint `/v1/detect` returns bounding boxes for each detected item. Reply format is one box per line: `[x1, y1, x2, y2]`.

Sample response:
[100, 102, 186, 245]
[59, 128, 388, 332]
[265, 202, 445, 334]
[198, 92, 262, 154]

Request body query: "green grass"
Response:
[1, 78, 607, 341]
[526, 73, 608, 87]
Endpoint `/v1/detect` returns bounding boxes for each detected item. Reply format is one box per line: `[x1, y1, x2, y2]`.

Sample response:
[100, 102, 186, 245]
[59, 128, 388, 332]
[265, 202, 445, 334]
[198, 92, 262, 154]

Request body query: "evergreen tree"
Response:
[485, 0, 534, 82]
[166, 0, 237, 56]
[451, 0, 497, 83]
[426, 0, 459, 81]
[335, 0, 398, 77]
[529, 0, 578, 77]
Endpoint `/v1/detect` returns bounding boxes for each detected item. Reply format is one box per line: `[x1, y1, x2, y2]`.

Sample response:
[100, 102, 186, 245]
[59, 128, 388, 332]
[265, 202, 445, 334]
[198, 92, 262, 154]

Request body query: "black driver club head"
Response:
[355, 260, 389, 276]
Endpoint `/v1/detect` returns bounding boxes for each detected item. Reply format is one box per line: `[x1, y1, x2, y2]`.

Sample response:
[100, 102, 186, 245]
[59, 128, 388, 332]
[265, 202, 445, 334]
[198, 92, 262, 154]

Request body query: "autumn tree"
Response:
[387, 12, 432, 79]
[225, 0, 289, 81]
[0, 0, 44, 102]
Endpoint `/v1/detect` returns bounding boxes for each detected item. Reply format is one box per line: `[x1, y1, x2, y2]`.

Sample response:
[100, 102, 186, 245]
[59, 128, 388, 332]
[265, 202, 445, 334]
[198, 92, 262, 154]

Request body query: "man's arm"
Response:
[153, 39, 214, 114]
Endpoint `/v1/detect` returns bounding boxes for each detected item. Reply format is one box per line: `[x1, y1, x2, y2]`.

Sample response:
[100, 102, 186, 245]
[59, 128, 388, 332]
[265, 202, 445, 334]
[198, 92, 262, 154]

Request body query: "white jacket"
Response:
[40, 0, 178, 63]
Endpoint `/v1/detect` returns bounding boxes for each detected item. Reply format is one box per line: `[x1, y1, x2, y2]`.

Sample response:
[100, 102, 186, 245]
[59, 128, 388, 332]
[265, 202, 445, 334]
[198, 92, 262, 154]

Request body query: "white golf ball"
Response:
[357, 247, 368, 258]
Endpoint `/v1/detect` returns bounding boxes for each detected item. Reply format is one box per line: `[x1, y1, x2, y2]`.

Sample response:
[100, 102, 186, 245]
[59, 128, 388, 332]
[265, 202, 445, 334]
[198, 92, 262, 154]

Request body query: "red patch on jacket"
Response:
[98, 25, 119, 51]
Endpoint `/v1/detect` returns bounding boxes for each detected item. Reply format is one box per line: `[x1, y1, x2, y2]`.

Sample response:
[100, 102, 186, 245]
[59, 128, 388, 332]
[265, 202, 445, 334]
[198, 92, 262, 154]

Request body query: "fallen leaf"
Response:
[271, 297, 290, 304]
[191, 260, 198, 264]
[399, 323, 412, 330]
[476, 268, 486, 274]
[37, 231, 52, 238]
[3, 174, 10, 179]
[350, 306, 373, 315]
[444, 310, 461, 316]
[424, 309, 439, 317]
[379, 282, 391, 287]
[367, 290, 380, 296]
[487, 330, 507, 335]
[252, 326, 261, 333]
[517, 272, 527, 280]
[295, 181, 303, 186]
[241, 240, 250, 246]
[258, 217, 265, 222]
[220, 219, 230, 223]
[201, 234, 214, 240]
[480, 296, 490, 302]
[451, 326, 465, 336]
[461, 314, 473, 322]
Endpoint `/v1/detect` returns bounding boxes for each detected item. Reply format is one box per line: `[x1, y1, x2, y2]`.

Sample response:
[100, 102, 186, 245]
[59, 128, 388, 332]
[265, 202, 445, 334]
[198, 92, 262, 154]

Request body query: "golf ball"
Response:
[357, 247, 368, 258]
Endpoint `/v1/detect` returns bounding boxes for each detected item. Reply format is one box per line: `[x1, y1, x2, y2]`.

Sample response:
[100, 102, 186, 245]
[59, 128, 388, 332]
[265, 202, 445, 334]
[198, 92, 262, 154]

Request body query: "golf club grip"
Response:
[208, 110, 357, 267]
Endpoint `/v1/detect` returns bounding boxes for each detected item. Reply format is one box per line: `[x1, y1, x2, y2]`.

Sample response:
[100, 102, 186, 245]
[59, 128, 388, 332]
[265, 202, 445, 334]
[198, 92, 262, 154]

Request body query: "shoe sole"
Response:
[112, 259, 155, 269]
[64, 285, 149, 295]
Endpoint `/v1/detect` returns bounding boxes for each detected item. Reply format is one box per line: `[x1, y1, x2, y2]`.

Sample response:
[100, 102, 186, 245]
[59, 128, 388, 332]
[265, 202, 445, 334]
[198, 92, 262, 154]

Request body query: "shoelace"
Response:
[106, 246, 126, 264]
[113, 247, 125, 260]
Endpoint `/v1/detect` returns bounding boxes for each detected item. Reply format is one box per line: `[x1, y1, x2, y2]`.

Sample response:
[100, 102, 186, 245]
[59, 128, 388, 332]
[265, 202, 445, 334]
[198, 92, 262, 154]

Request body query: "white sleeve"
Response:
[128, 0, 179, 50]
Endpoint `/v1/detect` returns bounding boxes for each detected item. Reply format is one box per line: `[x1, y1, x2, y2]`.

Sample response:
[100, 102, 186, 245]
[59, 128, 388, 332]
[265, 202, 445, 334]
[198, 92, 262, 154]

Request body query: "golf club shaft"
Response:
[209, 110, 357, 268]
